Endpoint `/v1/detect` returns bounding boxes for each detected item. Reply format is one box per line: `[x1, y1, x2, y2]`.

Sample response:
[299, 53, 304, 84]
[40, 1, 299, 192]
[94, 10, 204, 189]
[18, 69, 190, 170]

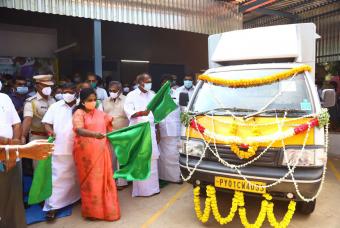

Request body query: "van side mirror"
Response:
[321, 89, 336, 108]
[179, 92, 189, 106]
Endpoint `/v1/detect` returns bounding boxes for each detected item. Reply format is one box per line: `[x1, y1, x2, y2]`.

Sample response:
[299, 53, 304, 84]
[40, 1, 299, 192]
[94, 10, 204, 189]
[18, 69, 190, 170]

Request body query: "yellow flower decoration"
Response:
[198, 65, 312, 88]
[230, 119, 260, 159]
[193, 185, 296, 228]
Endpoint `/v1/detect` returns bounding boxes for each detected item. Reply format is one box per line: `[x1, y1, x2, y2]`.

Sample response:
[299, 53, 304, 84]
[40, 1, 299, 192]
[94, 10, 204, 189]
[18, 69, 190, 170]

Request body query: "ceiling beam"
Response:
[239, 0, 277, 13]
[254, 8, 299, 22]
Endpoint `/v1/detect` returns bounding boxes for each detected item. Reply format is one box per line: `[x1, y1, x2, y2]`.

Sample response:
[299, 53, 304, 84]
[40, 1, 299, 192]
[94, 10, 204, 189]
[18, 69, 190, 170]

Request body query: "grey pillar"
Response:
[93, 20, 102, 77]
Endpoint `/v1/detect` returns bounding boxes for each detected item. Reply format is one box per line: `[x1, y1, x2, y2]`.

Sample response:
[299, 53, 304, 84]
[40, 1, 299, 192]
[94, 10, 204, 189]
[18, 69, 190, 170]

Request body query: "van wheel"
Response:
[297, 200, 316, 215]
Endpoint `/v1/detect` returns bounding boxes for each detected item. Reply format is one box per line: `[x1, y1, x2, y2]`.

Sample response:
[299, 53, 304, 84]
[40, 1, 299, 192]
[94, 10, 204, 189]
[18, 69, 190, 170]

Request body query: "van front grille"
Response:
[205, 144, 281, 167]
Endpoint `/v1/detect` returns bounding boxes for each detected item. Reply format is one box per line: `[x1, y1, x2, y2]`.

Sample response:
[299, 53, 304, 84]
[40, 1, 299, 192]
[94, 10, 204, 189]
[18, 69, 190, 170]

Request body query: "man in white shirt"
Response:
[42, 83, 80, 221]
[103, 81, 129, 189]
[0, 91, 25, 228]
[158, 75, 182, 183]
[124, 73, 160, 197]
[87, 73, 108, 101]
[175, 74, 196, 103]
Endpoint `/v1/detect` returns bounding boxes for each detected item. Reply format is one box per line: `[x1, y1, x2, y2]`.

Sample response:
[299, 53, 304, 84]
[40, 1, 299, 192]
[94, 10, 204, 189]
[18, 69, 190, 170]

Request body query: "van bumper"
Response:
[179, 155, 323, 201]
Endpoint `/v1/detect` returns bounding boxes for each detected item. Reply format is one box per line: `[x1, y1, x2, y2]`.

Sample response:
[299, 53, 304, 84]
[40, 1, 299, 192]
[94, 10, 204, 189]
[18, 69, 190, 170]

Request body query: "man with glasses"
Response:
[103, 81, 129, 190]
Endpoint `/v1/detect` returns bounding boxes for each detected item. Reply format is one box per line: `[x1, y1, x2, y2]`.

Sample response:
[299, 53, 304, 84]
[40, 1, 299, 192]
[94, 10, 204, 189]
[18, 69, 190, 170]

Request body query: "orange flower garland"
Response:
[198, 65, 312, 88]
[230, 119, 260, 159]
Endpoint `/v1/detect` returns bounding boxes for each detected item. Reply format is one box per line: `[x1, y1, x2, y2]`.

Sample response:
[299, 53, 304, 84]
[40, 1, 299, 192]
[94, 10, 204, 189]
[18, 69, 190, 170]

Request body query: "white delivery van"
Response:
[179, 23, 335, 214]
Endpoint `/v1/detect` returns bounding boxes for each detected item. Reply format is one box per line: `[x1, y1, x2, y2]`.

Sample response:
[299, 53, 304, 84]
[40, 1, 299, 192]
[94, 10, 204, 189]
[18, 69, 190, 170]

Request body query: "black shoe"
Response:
[46, 210, 57, 221]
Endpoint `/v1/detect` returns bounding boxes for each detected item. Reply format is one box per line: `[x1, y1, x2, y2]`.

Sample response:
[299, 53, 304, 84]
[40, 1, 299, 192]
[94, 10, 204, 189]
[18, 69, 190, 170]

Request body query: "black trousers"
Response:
[0, 163, 26, 228]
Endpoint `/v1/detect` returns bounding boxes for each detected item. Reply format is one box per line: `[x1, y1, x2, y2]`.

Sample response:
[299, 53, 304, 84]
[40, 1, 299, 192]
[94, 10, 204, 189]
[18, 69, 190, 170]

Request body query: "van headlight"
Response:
[180, 140, 205, 157]
[282, 148, 326, 167]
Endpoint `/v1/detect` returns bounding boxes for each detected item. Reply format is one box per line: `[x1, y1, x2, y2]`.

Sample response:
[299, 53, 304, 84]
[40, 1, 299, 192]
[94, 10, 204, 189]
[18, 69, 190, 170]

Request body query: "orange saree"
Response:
[73, 109, 120, 221]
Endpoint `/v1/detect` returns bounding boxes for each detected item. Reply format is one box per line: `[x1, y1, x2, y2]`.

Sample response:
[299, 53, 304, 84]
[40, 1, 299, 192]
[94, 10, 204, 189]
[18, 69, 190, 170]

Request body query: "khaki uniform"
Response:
[24, 93, 56, 141]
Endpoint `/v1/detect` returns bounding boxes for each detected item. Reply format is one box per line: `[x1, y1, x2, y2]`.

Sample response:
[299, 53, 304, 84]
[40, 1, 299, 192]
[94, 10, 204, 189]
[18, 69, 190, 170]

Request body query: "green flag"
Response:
[147, 81, 177, 123]
[107, 122, 152, 181]
[28, 137, 54, 205]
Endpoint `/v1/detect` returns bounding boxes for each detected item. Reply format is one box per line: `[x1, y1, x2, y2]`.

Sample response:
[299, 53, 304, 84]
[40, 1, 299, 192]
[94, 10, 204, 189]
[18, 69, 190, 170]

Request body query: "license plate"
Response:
[215, 176, 266, 194]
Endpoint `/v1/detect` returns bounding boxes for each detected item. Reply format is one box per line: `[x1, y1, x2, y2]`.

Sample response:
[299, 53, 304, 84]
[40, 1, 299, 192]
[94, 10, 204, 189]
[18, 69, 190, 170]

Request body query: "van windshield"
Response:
[191, 69, 314, 116]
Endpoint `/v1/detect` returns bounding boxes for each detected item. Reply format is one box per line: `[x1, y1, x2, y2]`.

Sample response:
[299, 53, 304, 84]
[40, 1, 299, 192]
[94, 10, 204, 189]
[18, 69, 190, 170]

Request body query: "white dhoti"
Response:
[132, 126, 160, 197]
[158, 136, 181, 182]
[124, 88, 161, 197]
[43, 155, 80, 211]
[132, 158, 159, 197]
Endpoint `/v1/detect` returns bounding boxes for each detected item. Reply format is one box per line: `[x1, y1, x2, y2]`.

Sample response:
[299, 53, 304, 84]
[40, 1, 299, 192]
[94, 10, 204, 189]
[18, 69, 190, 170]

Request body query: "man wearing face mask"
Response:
[175, 74, 196, 104]
[41, 82, 80, 221]
[8, 76, 29, 120]
[72, 72, 82, 84]
[86, 73, 108, 101]
[103, 81, 129, 189]
[122, 83, 130, 95]
[124, 73, 160, 197]
[21, 75, 55, 152]
[53, 86, 63, 101]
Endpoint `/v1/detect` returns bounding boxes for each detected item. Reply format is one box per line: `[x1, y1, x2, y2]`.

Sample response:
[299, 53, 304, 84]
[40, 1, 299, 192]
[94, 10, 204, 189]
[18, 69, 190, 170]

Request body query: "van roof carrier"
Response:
[208, 23, 320, 72]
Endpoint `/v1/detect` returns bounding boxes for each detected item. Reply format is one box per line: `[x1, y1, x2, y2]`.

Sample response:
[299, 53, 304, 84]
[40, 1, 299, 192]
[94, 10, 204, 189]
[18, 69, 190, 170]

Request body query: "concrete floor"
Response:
[30, 155, 340, 228]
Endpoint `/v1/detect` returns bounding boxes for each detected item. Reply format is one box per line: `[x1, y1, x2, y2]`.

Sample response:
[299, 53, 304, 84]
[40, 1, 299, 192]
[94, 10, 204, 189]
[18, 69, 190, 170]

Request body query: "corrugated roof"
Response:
[243, 0, 339, 25]
[0, 0, 243, 34]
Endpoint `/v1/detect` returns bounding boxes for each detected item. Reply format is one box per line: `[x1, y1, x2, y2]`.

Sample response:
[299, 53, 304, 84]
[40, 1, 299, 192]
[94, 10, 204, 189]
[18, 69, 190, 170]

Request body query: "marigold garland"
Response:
[198, 65, 312, 88]
[230, 119, 260, 159]
[193, 185, 296, 228]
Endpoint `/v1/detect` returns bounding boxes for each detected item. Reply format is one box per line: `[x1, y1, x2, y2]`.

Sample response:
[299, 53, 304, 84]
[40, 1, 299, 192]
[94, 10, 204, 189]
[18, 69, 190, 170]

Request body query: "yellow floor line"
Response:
[141, 184, 190, 228]
[328, 160, 340, 182]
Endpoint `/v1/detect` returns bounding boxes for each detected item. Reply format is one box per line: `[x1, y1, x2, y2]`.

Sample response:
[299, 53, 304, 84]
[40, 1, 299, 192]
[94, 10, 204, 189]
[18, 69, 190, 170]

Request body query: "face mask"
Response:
[184, 80, 193, 89]
[42, 87, 52, 96]
[144, 83, 152, 91]
[74, 77, 81, 83]
[171, 80, 177, 87]
[63, 93, 76, 103]
[16, 86, 28, 95]
[55, 93, 63, 101]
[109, 92, 119, 99]
[84, 101, 96, 110]
[90, 82, 97, 89]
[123, 87, 130, 93]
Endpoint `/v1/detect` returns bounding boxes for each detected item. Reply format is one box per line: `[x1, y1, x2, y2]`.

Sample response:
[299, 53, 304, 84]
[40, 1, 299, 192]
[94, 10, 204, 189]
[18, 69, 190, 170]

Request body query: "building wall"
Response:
[0, 23, 57, 58]
[0, 8, 208, 83]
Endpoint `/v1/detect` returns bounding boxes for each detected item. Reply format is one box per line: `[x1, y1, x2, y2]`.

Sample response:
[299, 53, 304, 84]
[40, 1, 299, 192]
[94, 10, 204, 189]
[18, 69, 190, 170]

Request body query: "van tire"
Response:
[297, 200, 316, 215]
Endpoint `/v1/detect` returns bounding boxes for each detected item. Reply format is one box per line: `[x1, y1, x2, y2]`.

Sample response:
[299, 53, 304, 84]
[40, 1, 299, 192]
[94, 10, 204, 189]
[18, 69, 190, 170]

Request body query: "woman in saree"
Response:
[72, 88, 120, 221]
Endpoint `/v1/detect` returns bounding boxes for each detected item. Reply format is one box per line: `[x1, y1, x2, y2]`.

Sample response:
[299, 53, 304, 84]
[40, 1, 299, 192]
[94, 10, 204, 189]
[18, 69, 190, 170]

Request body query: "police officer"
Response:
[21, 75, 55, 167]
